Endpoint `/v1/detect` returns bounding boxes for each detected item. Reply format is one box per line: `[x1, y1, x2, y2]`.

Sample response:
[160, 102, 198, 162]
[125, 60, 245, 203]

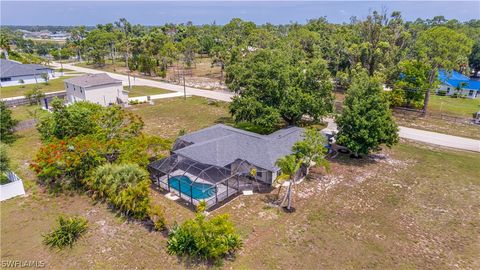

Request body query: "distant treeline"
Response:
[2, 25, 96, 33]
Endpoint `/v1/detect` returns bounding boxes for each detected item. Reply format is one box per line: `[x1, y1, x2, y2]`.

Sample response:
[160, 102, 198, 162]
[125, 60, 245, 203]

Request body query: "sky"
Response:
[1, 1, 479, 26]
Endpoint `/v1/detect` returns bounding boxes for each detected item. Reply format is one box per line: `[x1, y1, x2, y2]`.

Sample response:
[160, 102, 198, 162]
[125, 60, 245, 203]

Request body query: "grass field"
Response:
[0, 76, 74, 98]
[126, 86, 172, 97]
[429, 94, 480, 117]
[9, 105, 48, 122]
[2, 139, 479, 269]
[2, 99, 479, 269]
[127, 96, 232, 138]
[76, 56, 225, 90]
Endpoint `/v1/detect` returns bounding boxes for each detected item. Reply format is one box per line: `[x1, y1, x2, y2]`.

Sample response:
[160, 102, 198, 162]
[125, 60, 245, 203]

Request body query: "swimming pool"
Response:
[168, 175, 216, 200]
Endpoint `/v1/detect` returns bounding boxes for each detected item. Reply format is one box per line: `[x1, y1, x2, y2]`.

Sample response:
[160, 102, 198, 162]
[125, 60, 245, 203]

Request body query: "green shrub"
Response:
[0, 143, 10, 173]
[30, 137, 106, 189]
[437, 90, 447, 96]
[25, 87, 45, 105]
[128, 100, 147, 105]
[148, 204, 167, 231]
[196, 201, 207, 213]
[88, 163, 151, 219]
[0, 101, 18, 143]
[0, 174, 9, 185]
[43, 216, 88, 249]
[40, 73, 50, 85]
[167, 214, 242, 261]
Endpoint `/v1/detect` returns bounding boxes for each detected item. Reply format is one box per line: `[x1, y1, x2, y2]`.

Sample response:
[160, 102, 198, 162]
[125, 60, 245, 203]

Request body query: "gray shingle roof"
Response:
[173, 124, 305, 172]
[63, 73, 122, 88]
[0, 59, 52, 78]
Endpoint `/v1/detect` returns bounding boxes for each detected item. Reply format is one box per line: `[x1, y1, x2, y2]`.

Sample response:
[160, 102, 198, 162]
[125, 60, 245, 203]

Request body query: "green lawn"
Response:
[2, 139, 479, 269]
[1, 95, 479, 269]
[0, 76, 74, 98]
[127, 96, 232, 138]
[126, 86, 172, 97]
[429, 94, 480, 117]
[10, 105, 48, 122]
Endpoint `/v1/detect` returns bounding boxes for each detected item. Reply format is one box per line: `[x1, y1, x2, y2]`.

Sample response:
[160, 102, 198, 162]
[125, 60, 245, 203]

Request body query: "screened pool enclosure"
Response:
[148, 154, 270, 209]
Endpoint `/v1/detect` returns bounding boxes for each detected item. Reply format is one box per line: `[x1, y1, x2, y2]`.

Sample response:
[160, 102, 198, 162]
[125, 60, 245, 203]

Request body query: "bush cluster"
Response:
[30, 137, 106, 189]
[43, 216, 88, 249]
[31, 101, 169, 225]
[87, 163, 151, 219]
[167, 214, 242, 261]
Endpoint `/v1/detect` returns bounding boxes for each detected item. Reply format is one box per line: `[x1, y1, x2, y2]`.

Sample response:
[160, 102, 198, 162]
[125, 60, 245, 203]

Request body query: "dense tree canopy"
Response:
[415, 26, 473, 113]
[336, 71, 399, 157]
[227, 49, 334, 129]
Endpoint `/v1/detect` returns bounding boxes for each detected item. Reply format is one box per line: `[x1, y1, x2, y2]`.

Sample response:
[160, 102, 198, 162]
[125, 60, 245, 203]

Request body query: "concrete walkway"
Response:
[128, 92, 191, 102]
[1, 90, 65, 102]
[51, 62, 480, 153]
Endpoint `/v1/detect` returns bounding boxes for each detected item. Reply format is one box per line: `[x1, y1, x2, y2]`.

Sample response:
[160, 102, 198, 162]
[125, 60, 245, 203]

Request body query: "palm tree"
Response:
[0, 34, 10, 60]
[274, 154, 302, 211]
[454, 82, 468, 98]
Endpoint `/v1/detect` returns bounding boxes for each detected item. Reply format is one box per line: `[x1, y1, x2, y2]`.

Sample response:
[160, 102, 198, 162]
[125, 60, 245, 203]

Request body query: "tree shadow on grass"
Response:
[173, 253, 238, 269]
[327, 151, 381, 168]
[214, 116, 234, 125]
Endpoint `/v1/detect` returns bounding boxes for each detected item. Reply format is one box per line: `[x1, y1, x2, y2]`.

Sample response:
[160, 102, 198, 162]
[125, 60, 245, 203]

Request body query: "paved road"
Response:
[52, 62, 480, 153]
[399, 127, 479, 152]
[50, 62, 234, 102]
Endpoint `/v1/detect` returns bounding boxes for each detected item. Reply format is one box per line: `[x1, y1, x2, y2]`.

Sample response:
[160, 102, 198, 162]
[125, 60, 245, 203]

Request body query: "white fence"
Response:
[1, 171, 26, 201]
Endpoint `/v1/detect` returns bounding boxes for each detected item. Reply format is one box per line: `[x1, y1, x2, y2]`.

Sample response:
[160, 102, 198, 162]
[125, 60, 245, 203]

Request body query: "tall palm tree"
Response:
[0, 34, 10, 60]
[274, 154, 302, 211]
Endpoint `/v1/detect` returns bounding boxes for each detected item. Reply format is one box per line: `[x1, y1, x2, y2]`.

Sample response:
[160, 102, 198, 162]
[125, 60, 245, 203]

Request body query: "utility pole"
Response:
[183, 68, 186, 100]
[59, 47, 64, 75]
[128, 71, 131, 89]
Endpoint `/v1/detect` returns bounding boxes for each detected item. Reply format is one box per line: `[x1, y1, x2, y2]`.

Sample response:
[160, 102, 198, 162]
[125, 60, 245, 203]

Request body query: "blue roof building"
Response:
[437, 70, 480, 99]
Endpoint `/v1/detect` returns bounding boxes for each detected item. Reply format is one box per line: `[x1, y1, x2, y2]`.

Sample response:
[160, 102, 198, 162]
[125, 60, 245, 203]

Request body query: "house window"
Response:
[469, 90, 474, 96]
[1, 77, 11, 82]
[447, 87, 450, 91]
[256, 171, 262, 178]
[80, 88, 83, 93]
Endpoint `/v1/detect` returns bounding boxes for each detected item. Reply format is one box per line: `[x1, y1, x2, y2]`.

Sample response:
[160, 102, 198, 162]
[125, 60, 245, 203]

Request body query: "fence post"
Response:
[237, 176, 240, 193]
[215, 185, 218, 204]
[167, 175, 170, 192]
[190, 185, 193, 205]
[226, 181, 229, 197]
[179, 178, 182, 198]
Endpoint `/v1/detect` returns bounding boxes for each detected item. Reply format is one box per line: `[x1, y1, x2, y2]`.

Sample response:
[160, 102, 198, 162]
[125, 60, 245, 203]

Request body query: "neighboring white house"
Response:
[436, 70, 480, 99]
[64, 73, 128, 106]
[0, 59, 54, 87]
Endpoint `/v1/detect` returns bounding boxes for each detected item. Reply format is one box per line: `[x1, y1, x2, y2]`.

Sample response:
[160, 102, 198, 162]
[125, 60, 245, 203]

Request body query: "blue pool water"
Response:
[168, 175, 216, 200]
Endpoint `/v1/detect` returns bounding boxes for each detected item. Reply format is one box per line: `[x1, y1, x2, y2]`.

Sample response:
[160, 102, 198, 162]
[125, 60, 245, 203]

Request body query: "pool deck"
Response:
[157, 169, 234, 207]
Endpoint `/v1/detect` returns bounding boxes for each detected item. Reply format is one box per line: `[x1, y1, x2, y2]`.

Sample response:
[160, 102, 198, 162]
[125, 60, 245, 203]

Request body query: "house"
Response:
[21, 30, 52, 39]
[50, 32, 71, 40]
[0, 59, 54, 87]
[436, 70, 480, 99]
[148, 124, 306, 209]
[64, 73, 128, 106]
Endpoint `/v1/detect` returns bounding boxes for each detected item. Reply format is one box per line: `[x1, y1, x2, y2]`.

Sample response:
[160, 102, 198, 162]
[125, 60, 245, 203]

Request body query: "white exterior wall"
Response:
[437, 84, 479, 99]
[66, 82, 127, 106]
[84, 83, 127, 106]
[229, 160, 273, 184]
[0, 180, 26, 201]
[0, 71, 54, 87]
[0, 172, 26, 201]
[65, 81, 87, 103]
